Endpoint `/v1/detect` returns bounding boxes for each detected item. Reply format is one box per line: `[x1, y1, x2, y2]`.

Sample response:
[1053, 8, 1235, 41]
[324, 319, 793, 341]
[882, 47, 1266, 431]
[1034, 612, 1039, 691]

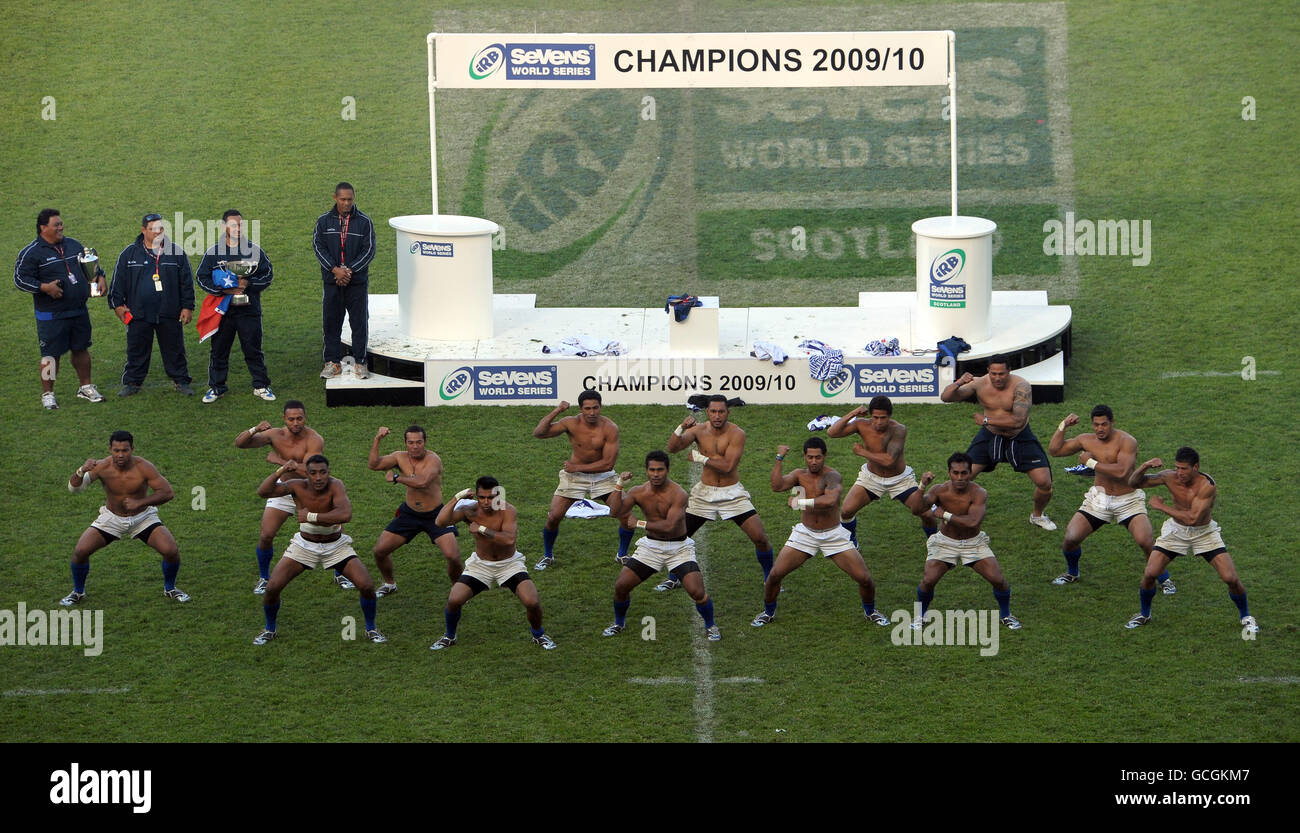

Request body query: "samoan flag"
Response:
[196, 267, 237, 343]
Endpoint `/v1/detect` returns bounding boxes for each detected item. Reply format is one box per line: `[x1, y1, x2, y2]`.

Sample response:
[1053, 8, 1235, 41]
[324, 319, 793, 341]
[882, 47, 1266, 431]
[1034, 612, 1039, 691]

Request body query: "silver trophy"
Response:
[218, 259, 256, 305]
[78, 248, 103, 296]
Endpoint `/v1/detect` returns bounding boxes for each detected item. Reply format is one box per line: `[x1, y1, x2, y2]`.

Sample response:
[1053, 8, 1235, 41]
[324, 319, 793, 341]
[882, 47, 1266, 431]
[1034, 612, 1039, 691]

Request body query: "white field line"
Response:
[1161, 370, 1280, 379]
[4, 686, 131, 697]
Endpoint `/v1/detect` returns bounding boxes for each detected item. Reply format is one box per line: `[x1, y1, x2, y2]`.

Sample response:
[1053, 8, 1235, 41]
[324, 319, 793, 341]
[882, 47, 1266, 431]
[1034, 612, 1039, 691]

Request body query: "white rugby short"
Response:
[687, 481, 756, 520]
[926, 530, 995, 566]
[852, 465, 919, 500]
[266, 482, 296, 515]
[463, 552, 529, 589]
[554, 468, 620, 500]
[784, 523, 857, 558]
[1078, 486, 1147, 525]
[91, 505, 163, 541]
[1154, 518, 1228, 558]
[283, 533, 356, 571]
[629, 537, 698, 573]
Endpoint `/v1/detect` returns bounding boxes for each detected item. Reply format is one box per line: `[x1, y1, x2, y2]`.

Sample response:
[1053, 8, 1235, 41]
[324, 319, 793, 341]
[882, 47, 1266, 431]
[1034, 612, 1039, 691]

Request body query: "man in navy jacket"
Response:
[108, 213, 195, 397]
[312, 182, 375, 380]
[13, 208, 108, 409]
[196, 210, 274, 403]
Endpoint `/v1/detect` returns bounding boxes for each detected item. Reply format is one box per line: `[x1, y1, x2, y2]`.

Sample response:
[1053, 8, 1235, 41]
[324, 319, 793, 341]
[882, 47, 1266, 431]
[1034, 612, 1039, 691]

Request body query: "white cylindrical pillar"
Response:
[389, 214, 499, 340]
[911, 216, 996, 346]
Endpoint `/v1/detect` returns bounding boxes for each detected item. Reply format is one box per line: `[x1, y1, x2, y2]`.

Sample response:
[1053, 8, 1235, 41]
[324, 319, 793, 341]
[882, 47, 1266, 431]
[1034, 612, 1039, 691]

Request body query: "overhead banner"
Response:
[426, 357, 951, 406]
[434, 31, 950, 89]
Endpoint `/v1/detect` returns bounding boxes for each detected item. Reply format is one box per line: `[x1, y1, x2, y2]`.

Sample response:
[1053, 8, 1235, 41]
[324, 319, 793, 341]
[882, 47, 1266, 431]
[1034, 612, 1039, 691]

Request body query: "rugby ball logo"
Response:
[439, 366, 474, 401]
[930, 248, 965, 284]
[820, 367, 853, 398]
[469, 44, 506, 80]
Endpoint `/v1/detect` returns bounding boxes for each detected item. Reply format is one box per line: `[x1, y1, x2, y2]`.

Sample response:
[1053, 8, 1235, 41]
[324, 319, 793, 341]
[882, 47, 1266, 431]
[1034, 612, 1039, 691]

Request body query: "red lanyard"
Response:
[339, 213, 350, 267]
[147, 246, 161, 278]
[54, 243, 75, 281]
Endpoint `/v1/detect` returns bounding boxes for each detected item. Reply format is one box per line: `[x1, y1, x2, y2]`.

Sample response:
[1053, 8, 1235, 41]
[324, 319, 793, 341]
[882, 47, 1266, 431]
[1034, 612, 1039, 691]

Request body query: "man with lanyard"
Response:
[312, 182, 375, 380]
[108, 213, 195, 396]
[13, 208, 107, 409]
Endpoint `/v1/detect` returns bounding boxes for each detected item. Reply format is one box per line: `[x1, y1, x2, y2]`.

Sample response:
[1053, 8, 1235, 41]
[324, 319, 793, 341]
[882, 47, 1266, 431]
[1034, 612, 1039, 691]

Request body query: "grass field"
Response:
[2, 0, 1297, 744]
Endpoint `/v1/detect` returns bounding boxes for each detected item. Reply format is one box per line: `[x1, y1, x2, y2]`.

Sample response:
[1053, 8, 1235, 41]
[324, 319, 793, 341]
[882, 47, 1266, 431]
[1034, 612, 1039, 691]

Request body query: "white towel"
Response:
[565, 499, 611, 518]
[543, 336, 626, 357]
[751, 341, 789, 365]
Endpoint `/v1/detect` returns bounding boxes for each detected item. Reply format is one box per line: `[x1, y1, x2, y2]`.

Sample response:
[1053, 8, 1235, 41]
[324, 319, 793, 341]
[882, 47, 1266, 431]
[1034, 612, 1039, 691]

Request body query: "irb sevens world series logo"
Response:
[928, 248, 966, 309]
[461, 90, 678, 277]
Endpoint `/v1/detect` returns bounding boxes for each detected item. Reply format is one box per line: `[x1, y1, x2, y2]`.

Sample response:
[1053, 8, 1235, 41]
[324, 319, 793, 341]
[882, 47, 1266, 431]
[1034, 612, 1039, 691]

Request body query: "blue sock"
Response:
[617, 526, 634, 557]
[863, 600, 876, 616]
[543, 527, 558, 559]
[530, 626, 545, 639]
[993, 587, 1011, 618]
[255, 547, 273, 580]
[841, 517, 858, 546]
[917, 586, 934, 616]
[1063, 547, 1082, 576]
[1157, 569, 1170, 584]
[756, 549, 774, 580]
[614, 599, 630, 627]
[161, 559, 179, 591]
[71, 562, 89, 594]
[923, 525, 938, 538]
[264, 601, 280, 631]
[334, 568, 345, 578]
[695, 598, 715, 628]
[444, 607, 461, 640]
[1229, 591, 1249, 618]
[764, 600, 778, 617]
[1140, 586, 1157, 617]
[359, 596, 377, 631]
[666, 570, 680, 583]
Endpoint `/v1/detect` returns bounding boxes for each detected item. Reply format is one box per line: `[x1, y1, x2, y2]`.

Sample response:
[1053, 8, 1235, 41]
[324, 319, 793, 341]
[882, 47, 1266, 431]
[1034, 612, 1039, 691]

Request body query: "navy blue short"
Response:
[36, 310, 92, 357]
[965, 426, 1050, 473]
[384, 502, 458, 542]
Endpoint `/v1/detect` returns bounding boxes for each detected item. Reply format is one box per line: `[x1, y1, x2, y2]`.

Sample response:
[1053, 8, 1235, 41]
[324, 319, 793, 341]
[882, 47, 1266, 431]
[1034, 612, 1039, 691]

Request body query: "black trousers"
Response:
[122, 317, 190, 386]
[207, 311, 270, 394]
[321, 281, 368, 364]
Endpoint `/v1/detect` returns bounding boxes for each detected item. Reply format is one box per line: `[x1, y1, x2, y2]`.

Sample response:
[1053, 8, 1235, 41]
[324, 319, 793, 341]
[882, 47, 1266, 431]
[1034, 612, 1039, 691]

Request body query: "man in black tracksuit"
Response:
[108, 213, 195, 396]
[312, 182, 375, 379]
[13, 208, 108, 409]
[196, 209, 274, 402]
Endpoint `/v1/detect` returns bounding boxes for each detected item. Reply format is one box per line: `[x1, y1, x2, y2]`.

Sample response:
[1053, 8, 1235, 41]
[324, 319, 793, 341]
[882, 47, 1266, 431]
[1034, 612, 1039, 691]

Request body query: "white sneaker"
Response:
[1029, 514, 1057, 531]
[320, 362, 341, 379]
[354, 361, 370, 380]
[201, 388, 223, 404]
[42, 391, 58, 410]
[253, 387, 276, 401]
[376, 583, 398, 597]
[1241, 615, 1259, 634]
[334, 574, 356, 590]
[76, 384, 105, 403]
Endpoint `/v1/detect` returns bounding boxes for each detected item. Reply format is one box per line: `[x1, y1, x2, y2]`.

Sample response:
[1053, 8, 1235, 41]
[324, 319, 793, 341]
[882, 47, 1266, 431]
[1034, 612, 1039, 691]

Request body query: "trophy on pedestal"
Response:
[217, 259, 256, 305]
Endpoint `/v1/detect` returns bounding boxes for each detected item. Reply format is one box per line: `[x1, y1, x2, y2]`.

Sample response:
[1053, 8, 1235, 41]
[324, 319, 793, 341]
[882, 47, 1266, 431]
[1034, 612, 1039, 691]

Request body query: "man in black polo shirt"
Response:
[13, 208, 107, 410]
[312, 182, 375, 380]
[108, 213, 195, 397]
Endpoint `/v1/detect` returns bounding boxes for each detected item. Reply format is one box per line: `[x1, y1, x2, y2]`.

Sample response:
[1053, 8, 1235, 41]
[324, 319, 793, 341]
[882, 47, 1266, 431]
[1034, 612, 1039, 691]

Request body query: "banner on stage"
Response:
[434, 31, 950, 89]
[426, 357, 949, 406]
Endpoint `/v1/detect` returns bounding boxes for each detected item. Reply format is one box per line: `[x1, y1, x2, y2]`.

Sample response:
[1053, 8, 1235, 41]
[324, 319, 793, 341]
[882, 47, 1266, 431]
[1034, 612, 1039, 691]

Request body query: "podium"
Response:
[389, 214, 498, 340]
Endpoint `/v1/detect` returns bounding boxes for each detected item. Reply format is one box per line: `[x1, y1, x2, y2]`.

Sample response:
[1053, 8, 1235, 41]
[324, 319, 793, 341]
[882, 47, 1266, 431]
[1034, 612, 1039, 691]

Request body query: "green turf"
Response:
[1, 0, 1297, 743]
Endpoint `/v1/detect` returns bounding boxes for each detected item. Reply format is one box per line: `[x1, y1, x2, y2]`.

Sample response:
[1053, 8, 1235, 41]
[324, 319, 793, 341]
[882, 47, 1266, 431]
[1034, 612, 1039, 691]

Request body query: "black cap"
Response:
[142, 213, 163, 226]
